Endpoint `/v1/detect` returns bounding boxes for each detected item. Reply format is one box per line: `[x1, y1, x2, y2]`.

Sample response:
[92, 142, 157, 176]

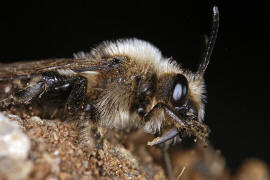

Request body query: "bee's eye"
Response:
[171, 74, 188, 107]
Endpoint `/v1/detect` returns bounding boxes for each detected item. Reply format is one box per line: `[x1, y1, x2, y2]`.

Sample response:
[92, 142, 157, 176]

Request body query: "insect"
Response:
[0, 6, 219, 179]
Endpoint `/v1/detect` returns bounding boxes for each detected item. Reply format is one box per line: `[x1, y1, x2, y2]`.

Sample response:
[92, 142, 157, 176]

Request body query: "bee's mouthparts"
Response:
[147, 128, 179, 146]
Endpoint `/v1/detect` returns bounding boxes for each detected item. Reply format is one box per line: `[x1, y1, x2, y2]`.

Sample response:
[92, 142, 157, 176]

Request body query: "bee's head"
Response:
[143, 70, 207, 135]
[142, 61, 213, 146]
[145, 6, 219, 145]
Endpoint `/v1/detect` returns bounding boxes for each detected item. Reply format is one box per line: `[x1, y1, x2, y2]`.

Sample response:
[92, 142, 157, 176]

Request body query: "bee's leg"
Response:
[144, 102, 185, 126]
[0, 71, 72, 108]
[65, 76, 87, 115]
[76, 104, 103, 148]
[65, 76, 89, 141]
[160, 143, 174, 180]
[145, 103, 181, 179]
[65, 76, 100, 147]
[76, 103, 96, 146]
[154, 131, 174, 180]
[0, 79, 45, 108]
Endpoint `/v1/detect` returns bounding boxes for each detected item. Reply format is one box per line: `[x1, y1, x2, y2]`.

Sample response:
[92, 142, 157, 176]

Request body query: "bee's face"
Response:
[142, 70, 206, 138]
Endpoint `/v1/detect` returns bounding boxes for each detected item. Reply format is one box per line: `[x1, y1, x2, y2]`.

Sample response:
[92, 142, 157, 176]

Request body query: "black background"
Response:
[1, 1, 269, 172]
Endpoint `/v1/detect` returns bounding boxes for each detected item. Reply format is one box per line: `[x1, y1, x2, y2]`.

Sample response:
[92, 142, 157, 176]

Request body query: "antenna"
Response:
[197, 6, 219, 76]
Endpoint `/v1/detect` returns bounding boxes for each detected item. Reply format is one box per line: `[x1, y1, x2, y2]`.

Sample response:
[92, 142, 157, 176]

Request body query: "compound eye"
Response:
[171, 74, 188, 107]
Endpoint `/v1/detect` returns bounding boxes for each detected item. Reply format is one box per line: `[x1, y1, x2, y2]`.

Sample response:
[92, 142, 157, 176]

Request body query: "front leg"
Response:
[160, 143, 174, 180]
[144, 102, 209, 144]
[144, 103, 181, 180]
[143, 102, 185, 126]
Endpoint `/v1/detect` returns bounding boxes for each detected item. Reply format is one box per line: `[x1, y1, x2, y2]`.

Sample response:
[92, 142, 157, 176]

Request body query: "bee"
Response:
[0, 6, 219, 179]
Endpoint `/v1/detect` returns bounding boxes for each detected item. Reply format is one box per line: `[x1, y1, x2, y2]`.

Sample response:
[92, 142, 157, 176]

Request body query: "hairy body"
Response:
[0, 39, 209, 144]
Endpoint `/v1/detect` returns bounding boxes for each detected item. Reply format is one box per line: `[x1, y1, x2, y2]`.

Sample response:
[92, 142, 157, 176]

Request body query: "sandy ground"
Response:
[0, 111, 269, 180]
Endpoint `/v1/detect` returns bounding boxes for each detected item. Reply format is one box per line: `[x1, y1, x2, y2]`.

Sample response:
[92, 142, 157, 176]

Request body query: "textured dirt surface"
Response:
[0, 112, 166, 180]
[0, 111, 269, 180]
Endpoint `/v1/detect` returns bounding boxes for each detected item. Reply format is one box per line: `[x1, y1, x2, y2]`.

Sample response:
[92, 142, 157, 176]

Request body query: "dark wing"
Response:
[0, 58, 111, 81]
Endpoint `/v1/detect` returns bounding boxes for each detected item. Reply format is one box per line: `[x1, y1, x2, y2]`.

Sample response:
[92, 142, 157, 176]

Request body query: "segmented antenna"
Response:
[197, 6, 219, 76]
